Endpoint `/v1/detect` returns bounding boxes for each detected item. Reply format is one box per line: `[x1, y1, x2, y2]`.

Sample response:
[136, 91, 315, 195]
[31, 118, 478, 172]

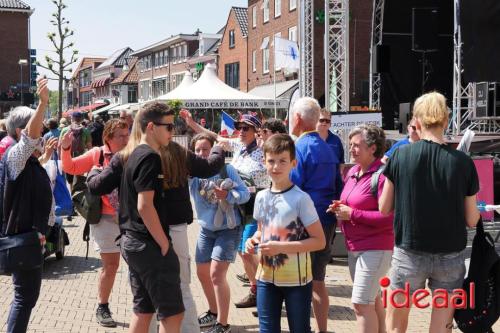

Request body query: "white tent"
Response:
[157, 63, 287, 109]
[156, 71, 194, 100]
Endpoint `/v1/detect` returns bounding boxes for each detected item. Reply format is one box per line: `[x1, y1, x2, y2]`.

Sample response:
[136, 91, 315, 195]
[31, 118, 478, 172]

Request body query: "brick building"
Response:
[66, 57, 106, 113]
[132, 30, 221, 102]
[217, 7, 248, 92]
[0, 0, 34, 116]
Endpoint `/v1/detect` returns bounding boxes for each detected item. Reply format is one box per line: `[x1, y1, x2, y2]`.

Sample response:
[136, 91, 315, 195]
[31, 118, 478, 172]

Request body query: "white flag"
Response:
[274, 37, 300, 70]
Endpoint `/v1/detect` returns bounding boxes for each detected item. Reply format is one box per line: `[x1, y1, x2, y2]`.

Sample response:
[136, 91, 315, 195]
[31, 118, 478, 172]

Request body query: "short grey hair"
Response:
[348, 124, 386, 158]
[291, 97, 320, 128]
[120, 109, 134, 117]
[6, 106, 34, 138]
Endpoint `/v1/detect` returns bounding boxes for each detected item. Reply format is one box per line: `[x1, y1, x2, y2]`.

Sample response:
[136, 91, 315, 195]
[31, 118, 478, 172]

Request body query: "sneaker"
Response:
[198, 310, 217, 328]
[206, 323, 231, 333]
[234, 291, 257, 308]
[236, 272, 250, 284]
[96, 305, 117, 328]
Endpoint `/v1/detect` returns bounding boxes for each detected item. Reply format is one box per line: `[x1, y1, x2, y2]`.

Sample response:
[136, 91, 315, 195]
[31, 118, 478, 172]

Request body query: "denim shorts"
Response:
[389, 247, 466, 293]
[348, 250, 392, 304]
[238, 221, 258, 253]
[195, 226, 242, 263]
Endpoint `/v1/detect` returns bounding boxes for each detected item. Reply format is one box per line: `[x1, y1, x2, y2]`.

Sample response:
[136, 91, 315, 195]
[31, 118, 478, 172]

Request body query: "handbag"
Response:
[52, 157, 73, 216]
[71, 149, 103, 225]
[454, 218, 500, 333]
[0, 231, 43, 275]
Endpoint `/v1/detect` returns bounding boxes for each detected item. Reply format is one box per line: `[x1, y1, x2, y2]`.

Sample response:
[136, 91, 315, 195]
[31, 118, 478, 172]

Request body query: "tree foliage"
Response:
[35, 0, 78, 119]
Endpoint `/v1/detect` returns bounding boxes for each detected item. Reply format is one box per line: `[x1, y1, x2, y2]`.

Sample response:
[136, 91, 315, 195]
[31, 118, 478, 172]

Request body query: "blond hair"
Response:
[120, 108, 143, 165]
[319, 108, 332, 119]
[413, 92, 449, 129]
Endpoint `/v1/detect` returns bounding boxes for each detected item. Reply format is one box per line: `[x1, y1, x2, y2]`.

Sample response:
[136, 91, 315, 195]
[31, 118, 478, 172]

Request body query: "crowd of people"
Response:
[0, 78, 481, 333]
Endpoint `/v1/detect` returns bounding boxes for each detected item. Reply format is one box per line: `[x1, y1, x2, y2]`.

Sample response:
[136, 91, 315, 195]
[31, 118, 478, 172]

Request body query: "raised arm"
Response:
[60, 131, 98, 175]
[26, 78, 49, 140]
[186, 145, 225, 178]
[87, 154, 123, 195]
[179, 109, 229, 142]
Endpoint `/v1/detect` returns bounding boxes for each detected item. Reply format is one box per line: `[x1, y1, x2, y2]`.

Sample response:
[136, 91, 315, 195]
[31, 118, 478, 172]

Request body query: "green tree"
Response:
[49, 90, 59, 117]
[36, 0, 78, 120]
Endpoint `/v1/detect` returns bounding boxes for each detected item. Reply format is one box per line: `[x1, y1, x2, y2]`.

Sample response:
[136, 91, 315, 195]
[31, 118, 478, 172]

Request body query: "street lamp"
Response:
[18, 59, 28, 105]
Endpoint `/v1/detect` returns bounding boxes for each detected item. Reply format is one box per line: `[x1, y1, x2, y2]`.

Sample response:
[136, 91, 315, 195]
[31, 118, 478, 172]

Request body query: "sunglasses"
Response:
[410, 125, 417, 131]
[319, 118, 331, 124]
[236, 125, 252, 132]
[154, 122, 174, 132]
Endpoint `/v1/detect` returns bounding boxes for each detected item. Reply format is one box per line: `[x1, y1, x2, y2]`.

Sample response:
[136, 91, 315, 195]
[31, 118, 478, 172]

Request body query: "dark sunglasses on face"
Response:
[410, 125, 416, 131]
[319, 118, 331, 124]
[153, 122, 174, 132]
[236, 125, 251, 132]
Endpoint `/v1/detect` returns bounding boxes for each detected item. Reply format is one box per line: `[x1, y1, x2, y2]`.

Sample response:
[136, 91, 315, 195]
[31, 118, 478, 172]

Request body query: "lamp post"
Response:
[18, 59, 28, 105]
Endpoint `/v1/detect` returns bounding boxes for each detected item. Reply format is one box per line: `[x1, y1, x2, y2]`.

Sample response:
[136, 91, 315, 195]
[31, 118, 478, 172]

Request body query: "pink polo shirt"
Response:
[61, 145, 115, 216]
[340, 159, 394, 251]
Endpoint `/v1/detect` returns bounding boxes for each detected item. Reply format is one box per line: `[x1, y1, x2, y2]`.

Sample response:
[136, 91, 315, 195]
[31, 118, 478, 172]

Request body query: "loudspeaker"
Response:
[374, 45, 390, 73]
[399, 103, 412, 134]
[412, 8, 439, 52]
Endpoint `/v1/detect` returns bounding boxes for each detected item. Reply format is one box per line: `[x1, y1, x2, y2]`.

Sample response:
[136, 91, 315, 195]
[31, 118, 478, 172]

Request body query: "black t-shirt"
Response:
[384, 140, 479, 253]
[119, 144, 169, 238]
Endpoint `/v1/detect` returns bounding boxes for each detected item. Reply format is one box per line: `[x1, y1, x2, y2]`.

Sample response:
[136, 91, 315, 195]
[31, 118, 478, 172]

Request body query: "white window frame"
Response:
[262, 37, 270, 74]
[289, 0, 297, 11]
[274, 32, 282, 71]
[183, 44, 188, 62]
[252, 50, 257, 72]
[288, 26, 298, 42]
[172, 47, 177, 63]
[275, 0, 281, 18]
[252, 6, 257, 28]
[263, 0, 269, 23]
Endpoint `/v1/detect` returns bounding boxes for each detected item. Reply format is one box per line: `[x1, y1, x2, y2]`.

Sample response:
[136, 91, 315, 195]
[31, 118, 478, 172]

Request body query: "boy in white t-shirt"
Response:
[246, 134, 326, 333]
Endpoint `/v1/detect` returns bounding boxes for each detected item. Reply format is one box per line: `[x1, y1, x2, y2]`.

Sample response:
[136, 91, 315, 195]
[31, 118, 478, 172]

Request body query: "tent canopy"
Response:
[157, 63, 286, 109]
[157, 71, 194, 100]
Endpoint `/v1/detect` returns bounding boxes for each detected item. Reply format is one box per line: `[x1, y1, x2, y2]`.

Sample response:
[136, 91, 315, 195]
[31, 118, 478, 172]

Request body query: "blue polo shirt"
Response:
[290, 131, 338, 225]
[384, 138, 410, 158]
[326, 131, 345, 199]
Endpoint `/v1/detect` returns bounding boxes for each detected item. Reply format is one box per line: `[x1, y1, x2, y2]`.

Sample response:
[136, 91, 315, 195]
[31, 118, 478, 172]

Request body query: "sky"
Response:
[29, 0, 247, 89]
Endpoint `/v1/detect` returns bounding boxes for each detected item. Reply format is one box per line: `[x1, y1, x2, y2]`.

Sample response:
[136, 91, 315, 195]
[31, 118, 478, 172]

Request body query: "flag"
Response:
[220, 111, 236, 137]
[274, 37, 300, 70]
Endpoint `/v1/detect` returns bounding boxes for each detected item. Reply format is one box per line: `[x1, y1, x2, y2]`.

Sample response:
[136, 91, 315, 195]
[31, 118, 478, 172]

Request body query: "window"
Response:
[262, 37, 270, 74]
[183, 44, 188, 60]
[128, 85, 137, 103]
[263, 0, 269, 23]
[140, 80, 150, 101]
[275, 0, 281, 17]
[154, 52, 159, 68]
[274, 32, 282, 71]
[152, 79, 166, 98]
[79, 69, 92, 87]
[289, 0, 297, 11]
[79, 91, 92, 106]
[252, 6, 257, 28]
[225, 62, 240, 89]
[229, 30, 235, 48]
[252, 50, 257, 72]
[288, 26, 298, 42]
[172, 47, 177, 63]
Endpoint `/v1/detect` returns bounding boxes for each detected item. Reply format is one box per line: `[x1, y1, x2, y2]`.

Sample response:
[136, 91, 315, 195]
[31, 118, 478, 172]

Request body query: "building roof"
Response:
[72, 57, 107, 79]
[233, 7, 248, 37]
[111, 57, 138, 85]
[0, 0, 30, 10]
[97, 47, 134, 69]
[131, 34, 199, 57]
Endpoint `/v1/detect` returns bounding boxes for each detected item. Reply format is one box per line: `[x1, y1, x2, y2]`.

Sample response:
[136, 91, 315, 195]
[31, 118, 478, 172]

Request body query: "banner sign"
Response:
[330, 112, 383, 131]
[183, 99, 288, 109]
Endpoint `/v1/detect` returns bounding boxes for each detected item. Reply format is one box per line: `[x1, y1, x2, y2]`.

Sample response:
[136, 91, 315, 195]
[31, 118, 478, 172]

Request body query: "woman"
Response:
[60, 118, 129, 328]
[87, 109, 226, 333]
[190, 133, 250, 333]
[328, 124, 394, 333]
[379, 92, 480, 333]
[180, 109, 268, 308]
[1, 79, 52, 333]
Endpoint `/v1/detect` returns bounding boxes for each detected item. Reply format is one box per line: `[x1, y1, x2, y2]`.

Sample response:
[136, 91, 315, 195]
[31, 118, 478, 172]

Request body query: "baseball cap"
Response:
[71, 111, 83, 119]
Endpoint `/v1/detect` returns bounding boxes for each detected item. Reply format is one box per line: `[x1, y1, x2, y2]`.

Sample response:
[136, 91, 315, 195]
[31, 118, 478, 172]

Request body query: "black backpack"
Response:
[370, 165, 385, 198]
[454, 219, 500, 333]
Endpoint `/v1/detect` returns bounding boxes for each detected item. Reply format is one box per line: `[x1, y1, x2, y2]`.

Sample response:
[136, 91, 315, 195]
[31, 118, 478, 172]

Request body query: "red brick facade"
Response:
[218, 8, 248, 92]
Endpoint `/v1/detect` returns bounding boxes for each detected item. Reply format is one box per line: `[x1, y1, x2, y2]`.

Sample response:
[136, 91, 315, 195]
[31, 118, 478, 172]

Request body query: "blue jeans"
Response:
[257, 280, 313, 333]
[7, 267, 42, 333]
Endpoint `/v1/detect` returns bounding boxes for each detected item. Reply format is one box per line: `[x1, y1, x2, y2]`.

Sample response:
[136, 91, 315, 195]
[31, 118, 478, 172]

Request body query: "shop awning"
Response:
[91, 77, 111, 88]
[92, 103, 120, 115]
[63, 102, 107, 117]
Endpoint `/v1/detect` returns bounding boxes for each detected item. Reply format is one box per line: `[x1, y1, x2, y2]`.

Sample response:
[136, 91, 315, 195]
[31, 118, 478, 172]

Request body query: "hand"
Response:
[60, 130, 72, 150]
[326, 200, 342, 214]
[179, 109, 193, 124]
[37, 78, 49, 105]
[259, 240, 283, 256]
[335, 204, 352, 221]
[44, 137, 58, 155]
[160, 240, 170, 256]
[214, 186, 228, 200]
[245, 236, 260, 254]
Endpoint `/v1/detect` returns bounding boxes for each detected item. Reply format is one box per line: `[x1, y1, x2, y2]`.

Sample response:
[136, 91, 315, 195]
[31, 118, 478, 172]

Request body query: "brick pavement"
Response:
[0, 216, 499, 332]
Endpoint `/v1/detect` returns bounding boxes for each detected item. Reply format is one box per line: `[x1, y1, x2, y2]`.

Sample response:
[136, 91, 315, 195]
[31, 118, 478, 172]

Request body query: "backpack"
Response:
[69, 125, 86, 156]
[219, 164, 256, 224]
[88, 122, 103, 147]
[454, 219, 500, 333]
[370, 164, 385, 198]
[52, 157, 73, 216]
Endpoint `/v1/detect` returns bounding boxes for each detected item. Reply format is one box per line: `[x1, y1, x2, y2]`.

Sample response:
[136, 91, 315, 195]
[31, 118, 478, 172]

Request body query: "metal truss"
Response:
[299, 0, 314, 97]
[325, 0, 350, 112]
[369, 0, 384, 110]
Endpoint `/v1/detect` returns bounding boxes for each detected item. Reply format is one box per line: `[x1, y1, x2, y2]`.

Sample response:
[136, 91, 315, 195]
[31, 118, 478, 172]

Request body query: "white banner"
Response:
[330, 112, 382, 131]
[183, 99, 288, 109]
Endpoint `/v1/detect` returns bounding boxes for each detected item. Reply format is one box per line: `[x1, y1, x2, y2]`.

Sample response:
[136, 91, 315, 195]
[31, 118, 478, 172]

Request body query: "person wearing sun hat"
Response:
[180, 110, 269, 313]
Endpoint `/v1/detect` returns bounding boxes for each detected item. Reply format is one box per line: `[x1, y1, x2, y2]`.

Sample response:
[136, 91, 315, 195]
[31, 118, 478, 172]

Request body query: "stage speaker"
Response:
[399, 103, 412, 134]
[412, 8, 439, 52]
[374, 45, 390, 73]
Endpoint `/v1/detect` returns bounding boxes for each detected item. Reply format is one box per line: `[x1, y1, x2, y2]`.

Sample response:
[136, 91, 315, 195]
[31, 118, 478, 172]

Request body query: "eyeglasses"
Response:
[319, 118, 331, 124]
[410, 125, 417, 131]
[261, 129, 270, 134]
[236, 125, 252, 132]
[153, 122, 174, 132]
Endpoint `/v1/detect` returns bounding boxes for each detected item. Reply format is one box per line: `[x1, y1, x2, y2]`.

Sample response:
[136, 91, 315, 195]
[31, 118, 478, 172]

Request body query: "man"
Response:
[289, 97, 338, 333]
[381, 118, 420, 164]
[88, 115, 105, 147]
[120, 109, 134, 130]
[258, 118, 287, 147]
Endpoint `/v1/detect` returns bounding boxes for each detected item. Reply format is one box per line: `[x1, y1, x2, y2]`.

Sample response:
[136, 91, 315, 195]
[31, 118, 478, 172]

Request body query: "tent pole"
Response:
[274, 35, 277, 119]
